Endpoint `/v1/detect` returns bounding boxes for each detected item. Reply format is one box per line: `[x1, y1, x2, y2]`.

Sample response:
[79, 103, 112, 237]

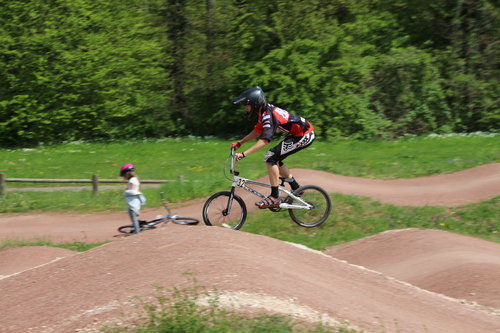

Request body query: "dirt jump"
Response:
[1, 164, 500, 333]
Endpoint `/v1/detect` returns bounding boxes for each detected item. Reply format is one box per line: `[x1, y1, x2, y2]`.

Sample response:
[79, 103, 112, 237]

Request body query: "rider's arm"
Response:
[239, 130, 260, 145]
[242, 138, 269, 157]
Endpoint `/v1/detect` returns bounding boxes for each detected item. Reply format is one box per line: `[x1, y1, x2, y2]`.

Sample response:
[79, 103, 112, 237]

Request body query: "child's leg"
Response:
[128, 207, 141, 234]
[264, 132, 315, 193]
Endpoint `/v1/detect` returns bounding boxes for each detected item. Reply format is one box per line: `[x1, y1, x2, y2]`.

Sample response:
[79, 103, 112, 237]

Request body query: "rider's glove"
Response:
[235, 152, 246, 161]
[231, 142, 241, 150]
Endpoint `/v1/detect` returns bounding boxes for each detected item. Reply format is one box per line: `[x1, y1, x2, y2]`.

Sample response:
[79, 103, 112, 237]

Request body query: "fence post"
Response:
[92, 174, 99, 196]
[0, 173, 5, 196]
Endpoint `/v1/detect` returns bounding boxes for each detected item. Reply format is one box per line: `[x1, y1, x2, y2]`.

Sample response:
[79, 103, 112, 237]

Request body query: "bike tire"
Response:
[173, 216, 200, 225]
[118, 225, 136, 234]
[203, 191, 247, 230]
[288, 185, 332, 228]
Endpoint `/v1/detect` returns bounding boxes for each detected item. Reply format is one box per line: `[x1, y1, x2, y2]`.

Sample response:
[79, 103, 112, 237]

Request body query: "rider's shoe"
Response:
[255, 196, 281, 209]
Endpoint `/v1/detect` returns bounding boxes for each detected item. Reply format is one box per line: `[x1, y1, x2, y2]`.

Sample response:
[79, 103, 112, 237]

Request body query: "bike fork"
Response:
[223, 187, 237, 216]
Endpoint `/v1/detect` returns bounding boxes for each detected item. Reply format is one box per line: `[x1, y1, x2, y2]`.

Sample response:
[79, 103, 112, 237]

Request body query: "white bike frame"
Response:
[230, 148, 313, 210]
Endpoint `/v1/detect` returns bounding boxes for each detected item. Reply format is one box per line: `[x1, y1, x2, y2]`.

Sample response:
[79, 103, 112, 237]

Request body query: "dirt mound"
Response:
[0, 246, 76, 279]
[0, 226, 499, 333]
[324, 228, 500, 309]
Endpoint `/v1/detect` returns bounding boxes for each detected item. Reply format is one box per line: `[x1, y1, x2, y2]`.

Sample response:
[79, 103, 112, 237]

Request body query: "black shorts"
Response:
[264, 132, 315, 166]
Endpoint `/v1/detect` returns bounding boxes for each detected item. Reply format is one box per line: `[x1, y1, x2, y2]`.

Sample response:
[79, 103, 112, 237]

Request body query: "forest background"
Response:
[1, 0, 499, 147]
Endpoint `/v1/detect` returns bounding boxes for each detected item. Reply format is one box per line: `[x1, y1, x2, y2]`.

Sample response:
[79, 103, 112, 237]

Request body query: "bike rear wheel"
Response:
[288, 185, 331, 227]
[173, 216, 200, 225]
[203, 191, 247, 230]
[118, 219, 160, 233]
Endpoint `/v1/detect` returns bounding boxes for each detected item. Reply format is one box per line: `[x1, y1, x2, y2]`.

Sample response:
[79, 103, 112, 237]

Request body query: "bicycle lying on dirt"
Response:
[118, 192, 199, 234]
[202, 148, 332, 230]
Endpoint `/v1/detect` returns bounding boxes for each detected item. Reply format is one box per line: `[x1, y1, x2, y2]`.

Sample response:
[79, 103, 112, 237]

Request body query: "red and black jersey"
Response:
[254, 104, 314, 142]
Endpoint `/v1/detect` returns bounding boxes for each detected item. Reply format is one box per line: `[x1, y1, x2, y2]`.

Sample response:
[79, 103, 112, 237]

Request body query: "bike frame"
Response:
[229, 148, 313, 210]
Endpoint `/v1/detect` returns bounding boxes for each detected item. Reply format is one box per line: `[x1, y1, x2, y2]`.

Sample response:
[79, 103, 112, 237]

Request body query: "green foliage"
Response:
[362, 47, 451, 138]
[0, 0, 170, 146]
[1, 0, 500, 145]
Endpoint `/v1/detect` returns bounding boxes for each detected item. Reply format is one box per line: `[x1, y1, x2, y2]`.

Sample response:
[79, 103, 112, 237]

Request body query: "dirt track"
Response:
[1, 165, 500, 333]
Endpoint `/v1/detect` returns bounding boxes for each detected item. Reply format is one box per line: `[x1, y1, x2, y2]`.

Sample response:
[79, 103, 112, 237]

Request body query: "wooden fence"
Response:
[0, 173, 181, 196]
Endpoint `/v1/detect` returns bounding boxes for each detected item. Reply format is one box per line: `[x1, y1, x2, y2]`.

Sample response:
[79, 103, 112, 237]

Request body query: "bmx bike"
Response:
[118, 192, 199, 234]
[202, 147, 332, 230]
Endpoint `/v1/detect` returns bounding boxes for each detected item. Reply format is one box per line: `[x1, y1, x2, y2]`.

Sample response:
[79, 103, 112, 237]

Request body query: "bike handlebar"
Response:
[159, 191, 172, 215]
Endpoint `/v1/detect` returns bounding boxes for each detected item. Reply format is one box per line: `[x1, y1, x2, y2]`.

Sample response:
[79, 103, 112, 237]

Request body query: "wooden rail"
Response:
[0, 173, 181, 196]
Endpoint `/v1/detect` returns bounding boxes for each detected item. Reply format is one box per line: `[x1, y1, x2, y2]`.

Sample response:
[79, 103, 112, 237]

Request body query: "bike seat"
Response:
[279, 177, 294, 183]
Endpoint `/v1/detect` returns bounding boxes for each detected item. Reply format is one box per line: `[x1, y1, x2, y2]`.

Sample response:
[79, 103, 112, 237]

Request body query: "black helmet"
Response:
[232, 86, 266, 119]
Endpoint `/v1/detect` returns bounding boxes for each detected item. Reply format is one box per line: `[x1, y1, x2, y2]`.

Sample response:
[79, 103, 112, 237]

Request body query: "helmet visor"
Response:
[231, 95, 247, 104]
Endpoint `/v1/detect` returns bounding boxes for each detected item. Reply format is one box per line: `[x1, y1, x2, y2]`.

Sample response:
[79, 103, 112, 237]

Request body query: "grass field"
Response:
[1, 133, 500, 250]
[2, 132, 500, 212]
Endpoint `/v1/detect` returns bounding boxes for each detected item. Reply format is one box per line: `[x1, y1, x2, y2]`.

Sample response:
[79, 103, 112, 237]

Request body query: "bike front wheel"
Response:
[203, 191, 247, 230]
[118, 225, 136, 234]
[288, 185, 332, 228]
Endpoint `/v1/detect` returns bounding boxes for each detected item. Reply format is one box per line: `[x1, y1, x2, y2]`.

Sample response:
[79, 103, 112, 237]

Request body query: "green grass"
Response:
[1, 133, 499, 248]
[0, 238, 108, 252]
[2, 133, 500, 213]
[308, 132, 500, 179]
[2, 132, 500, 182]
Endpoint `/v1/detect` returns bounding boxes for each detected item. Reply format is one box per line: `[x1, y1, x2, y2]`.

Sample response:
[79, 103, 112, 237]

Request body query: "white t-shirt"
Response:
[127, 177, 140, 190]
[124, 177, 145, 213]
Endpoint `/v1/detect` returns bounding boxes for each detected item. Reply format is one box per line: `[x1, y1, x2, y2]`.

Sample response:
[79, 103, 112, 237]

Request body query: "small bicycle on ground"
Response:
[202, 148, 332, 230]
[118, 192, 199, 234]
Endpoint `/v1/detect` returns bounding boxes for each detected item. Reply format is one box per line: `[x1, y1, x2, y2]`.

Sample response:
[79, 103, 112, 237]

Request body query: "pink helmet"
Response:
[120, 164, 135, 176]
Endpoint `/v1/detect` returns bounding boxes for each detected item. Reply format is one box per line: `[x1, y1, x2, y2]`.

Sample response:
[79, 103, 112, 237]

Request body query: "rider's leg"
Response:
[267, 162, 280, 187]
[128, 207, 141, 234]
[278, 162, 292, 178]
[279, 162, 300, 190]
[267, 162, 280, 198]
[256, 133, 314, 208]
[254, 162, 280, 208]
[275, 132, 315, 191]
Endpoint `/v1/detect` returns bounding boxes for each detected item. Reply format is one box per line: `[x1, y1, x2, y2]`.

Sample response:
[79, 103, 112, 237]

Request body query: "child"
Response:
[231, 86, 315, 208]
[120, 164, 146, 233]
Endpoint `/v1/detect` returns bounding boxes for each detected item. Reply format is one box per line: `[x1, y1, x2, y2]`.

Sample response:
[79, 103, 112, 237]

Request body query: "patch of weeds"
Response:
[0, 238, 108, 252]
[101, 272, 358, 333]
